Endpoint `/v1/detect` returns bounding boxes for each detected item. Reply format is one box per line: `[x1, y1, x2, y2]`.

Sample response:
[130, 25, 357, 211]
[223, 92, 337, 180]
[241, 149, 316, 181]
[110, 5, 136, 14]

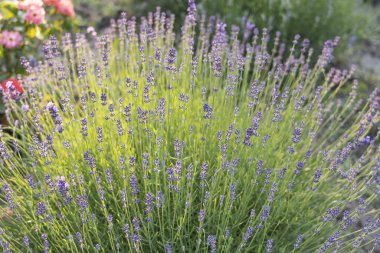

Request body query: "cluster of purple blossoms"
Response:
[203, 103, 213, 119]
[46, 102, 63, 133]
[292, 128, 302, 143]
[35, 201, 46, 216]
[56, 176, 69, 198]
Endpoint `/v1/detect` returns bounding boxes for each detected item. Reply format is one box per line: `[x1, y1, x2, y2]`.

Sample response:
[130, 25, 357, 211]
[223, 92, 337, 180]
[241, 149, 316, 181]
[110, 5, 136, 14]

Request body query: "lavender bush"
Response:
[0, 1, 379, 252]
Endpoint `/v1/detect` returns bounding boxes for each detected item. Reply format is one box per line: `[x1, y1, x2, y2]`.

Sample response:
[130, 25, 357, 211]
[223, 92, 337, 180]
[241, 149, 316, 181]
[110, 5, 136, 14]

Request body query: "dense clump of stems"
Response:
[0, 2, 379, 252]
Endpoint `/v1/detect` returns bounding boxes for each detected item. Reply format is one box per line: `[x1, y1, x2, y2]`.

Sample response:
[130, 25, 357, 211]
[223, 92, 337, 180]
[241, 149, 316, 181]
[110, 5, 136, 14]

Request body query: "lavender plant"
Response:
[0, 1, 379, 252]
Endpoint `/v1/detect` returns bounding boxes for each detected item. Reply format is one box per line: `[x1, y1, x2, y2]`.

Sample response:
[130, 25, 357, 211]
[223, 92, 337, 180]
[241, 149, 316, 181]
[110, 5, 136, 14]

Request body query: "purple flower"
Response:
[26, 174, 37, 190]
[360, 136, 371, 145]
[23, 236, 29, 247]
[156, 191, 165, 208]
[0, 141, 11, 160]
[165, 243, 172, 253]
[175, 161, 182, 179]
[96, 127, 103, 143]
[84, 151, 96, 169]
[313, 168, 322, 183]
[279, 167, 287, 180]
[203, 104, 213, 119]
[44, 174, 55, 192]
[225, 229, 230, 239]
[129, 156, 136, 168]
[292, 128, 302, 143]
[100, 93, 107, 105]
[199, 209, 206, 223]
[305, 149, 312, 159]
[130, 175, 139, 196]
[166, 48, 177, 67]
[145, 192, 154, 220]
[56, 176, 69, 198]
[124, 223, 130, 236]
[107, 214, 113, 224]
[264, 168, 272, 184]
[230, 182, 237, 202]
[294, 234, 303, 249]
[2, 183, 15, 210]
[124, 105, 131, 122]
[241, 227, 254, 245]
[167, 167, 175, 189]
[260, 205, 270, 221]
[132, 216, 140, 232]
[266, 239, 273, 253]
[243, 127, 255, 145]
[200, 162, 208, 188]
[207, 235, 217, 253]
[187, 163, 193, 181]
[106, 169, 113, 185]
[47, 102, 63, 133]
[187, 0, 197, 25]
[35, 201, 46, 216]
[294, 161, 304, 176]
[76, 194, 88, 212]
[256, 160, 264, 175]
[174, 139, 184, 158]
[81, 118, 88, 137]
[117, 119, 124, 136]
[42, 234, 49, 253]
[76, 232, 83, 248]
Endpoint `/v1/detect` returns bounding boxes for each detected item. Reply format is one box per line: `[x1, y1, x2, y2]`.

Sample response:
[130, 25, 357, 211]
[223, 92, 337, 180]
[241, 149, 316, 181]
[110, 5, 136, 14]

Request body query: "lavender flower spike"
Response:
[47, 101, 64, 133]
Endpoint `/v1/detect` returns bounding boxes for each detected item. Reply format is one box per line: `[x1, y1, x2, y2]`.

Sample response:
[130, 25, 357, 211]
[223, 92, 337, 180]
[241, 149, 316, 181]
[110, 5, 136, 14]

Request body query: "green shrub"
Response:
[73, 0, 375, 56]
[129, 0, 374, 61]
[200, 0, 371, 56]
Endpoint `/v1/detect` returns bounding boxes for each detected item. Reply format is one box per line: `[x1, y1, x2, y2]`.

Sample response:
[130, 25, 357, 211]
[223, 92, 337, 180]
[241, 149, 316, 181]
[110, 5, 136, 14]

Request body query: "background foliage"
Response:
[73, 0, 379, 61]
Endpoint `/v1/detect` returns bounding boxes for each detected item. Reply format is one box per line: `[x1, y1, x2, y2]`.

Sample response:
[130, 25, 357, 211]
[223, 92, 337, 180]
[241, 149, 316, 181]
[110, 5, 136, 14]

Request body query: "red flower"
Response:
[1, 78, 24, 99]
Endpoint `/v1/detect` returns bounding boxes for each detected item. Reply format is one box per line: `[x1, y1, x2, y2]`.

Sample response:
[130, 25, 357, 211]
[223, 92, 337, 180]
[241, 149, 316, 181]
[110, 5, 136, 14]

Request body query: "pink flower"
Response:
[17, 0, 43, 10]
[25, 4, 46, 25]
[0, 31, 23, 49]
[54, 0, 75, 17]
[43, 0, 56, 5]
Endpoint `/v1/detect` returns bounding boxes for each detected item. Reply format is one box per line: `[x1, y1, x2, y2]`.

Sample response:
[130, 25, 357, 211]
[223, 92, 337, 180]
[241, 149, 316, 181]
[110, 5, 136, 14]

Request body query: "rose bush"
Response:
[0, 0, 77, 76]
[0, 0, 77, 114]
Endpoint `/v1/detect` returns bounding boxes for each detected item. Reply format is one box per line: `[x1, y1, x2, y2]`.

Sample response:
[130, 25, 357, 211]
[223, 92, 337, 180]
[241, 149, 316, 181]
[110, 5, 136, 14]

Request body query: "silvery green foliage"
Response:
[0, 1, 379, 252]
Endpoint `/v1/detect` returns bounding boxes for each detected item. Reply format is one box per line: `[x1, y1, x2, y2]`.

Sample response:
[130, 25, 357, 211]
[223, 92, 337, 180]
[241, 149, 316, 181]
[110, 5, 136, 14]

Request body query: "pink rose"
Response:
[25, 4, 46, 25]
[0, 31, 23, 49]
[17, 0, 43, 10]
[54, 0, 75, 17]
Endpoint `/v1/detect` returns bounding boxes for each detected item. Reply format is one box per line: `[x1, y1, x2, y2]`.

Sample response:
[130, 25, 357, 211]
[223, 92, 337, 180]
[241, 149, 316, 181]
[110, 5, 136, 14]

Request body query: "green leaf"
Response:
[0, 100, 5, 114]
[0, 3, 17, 20]
[1, 8, 15, 20]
